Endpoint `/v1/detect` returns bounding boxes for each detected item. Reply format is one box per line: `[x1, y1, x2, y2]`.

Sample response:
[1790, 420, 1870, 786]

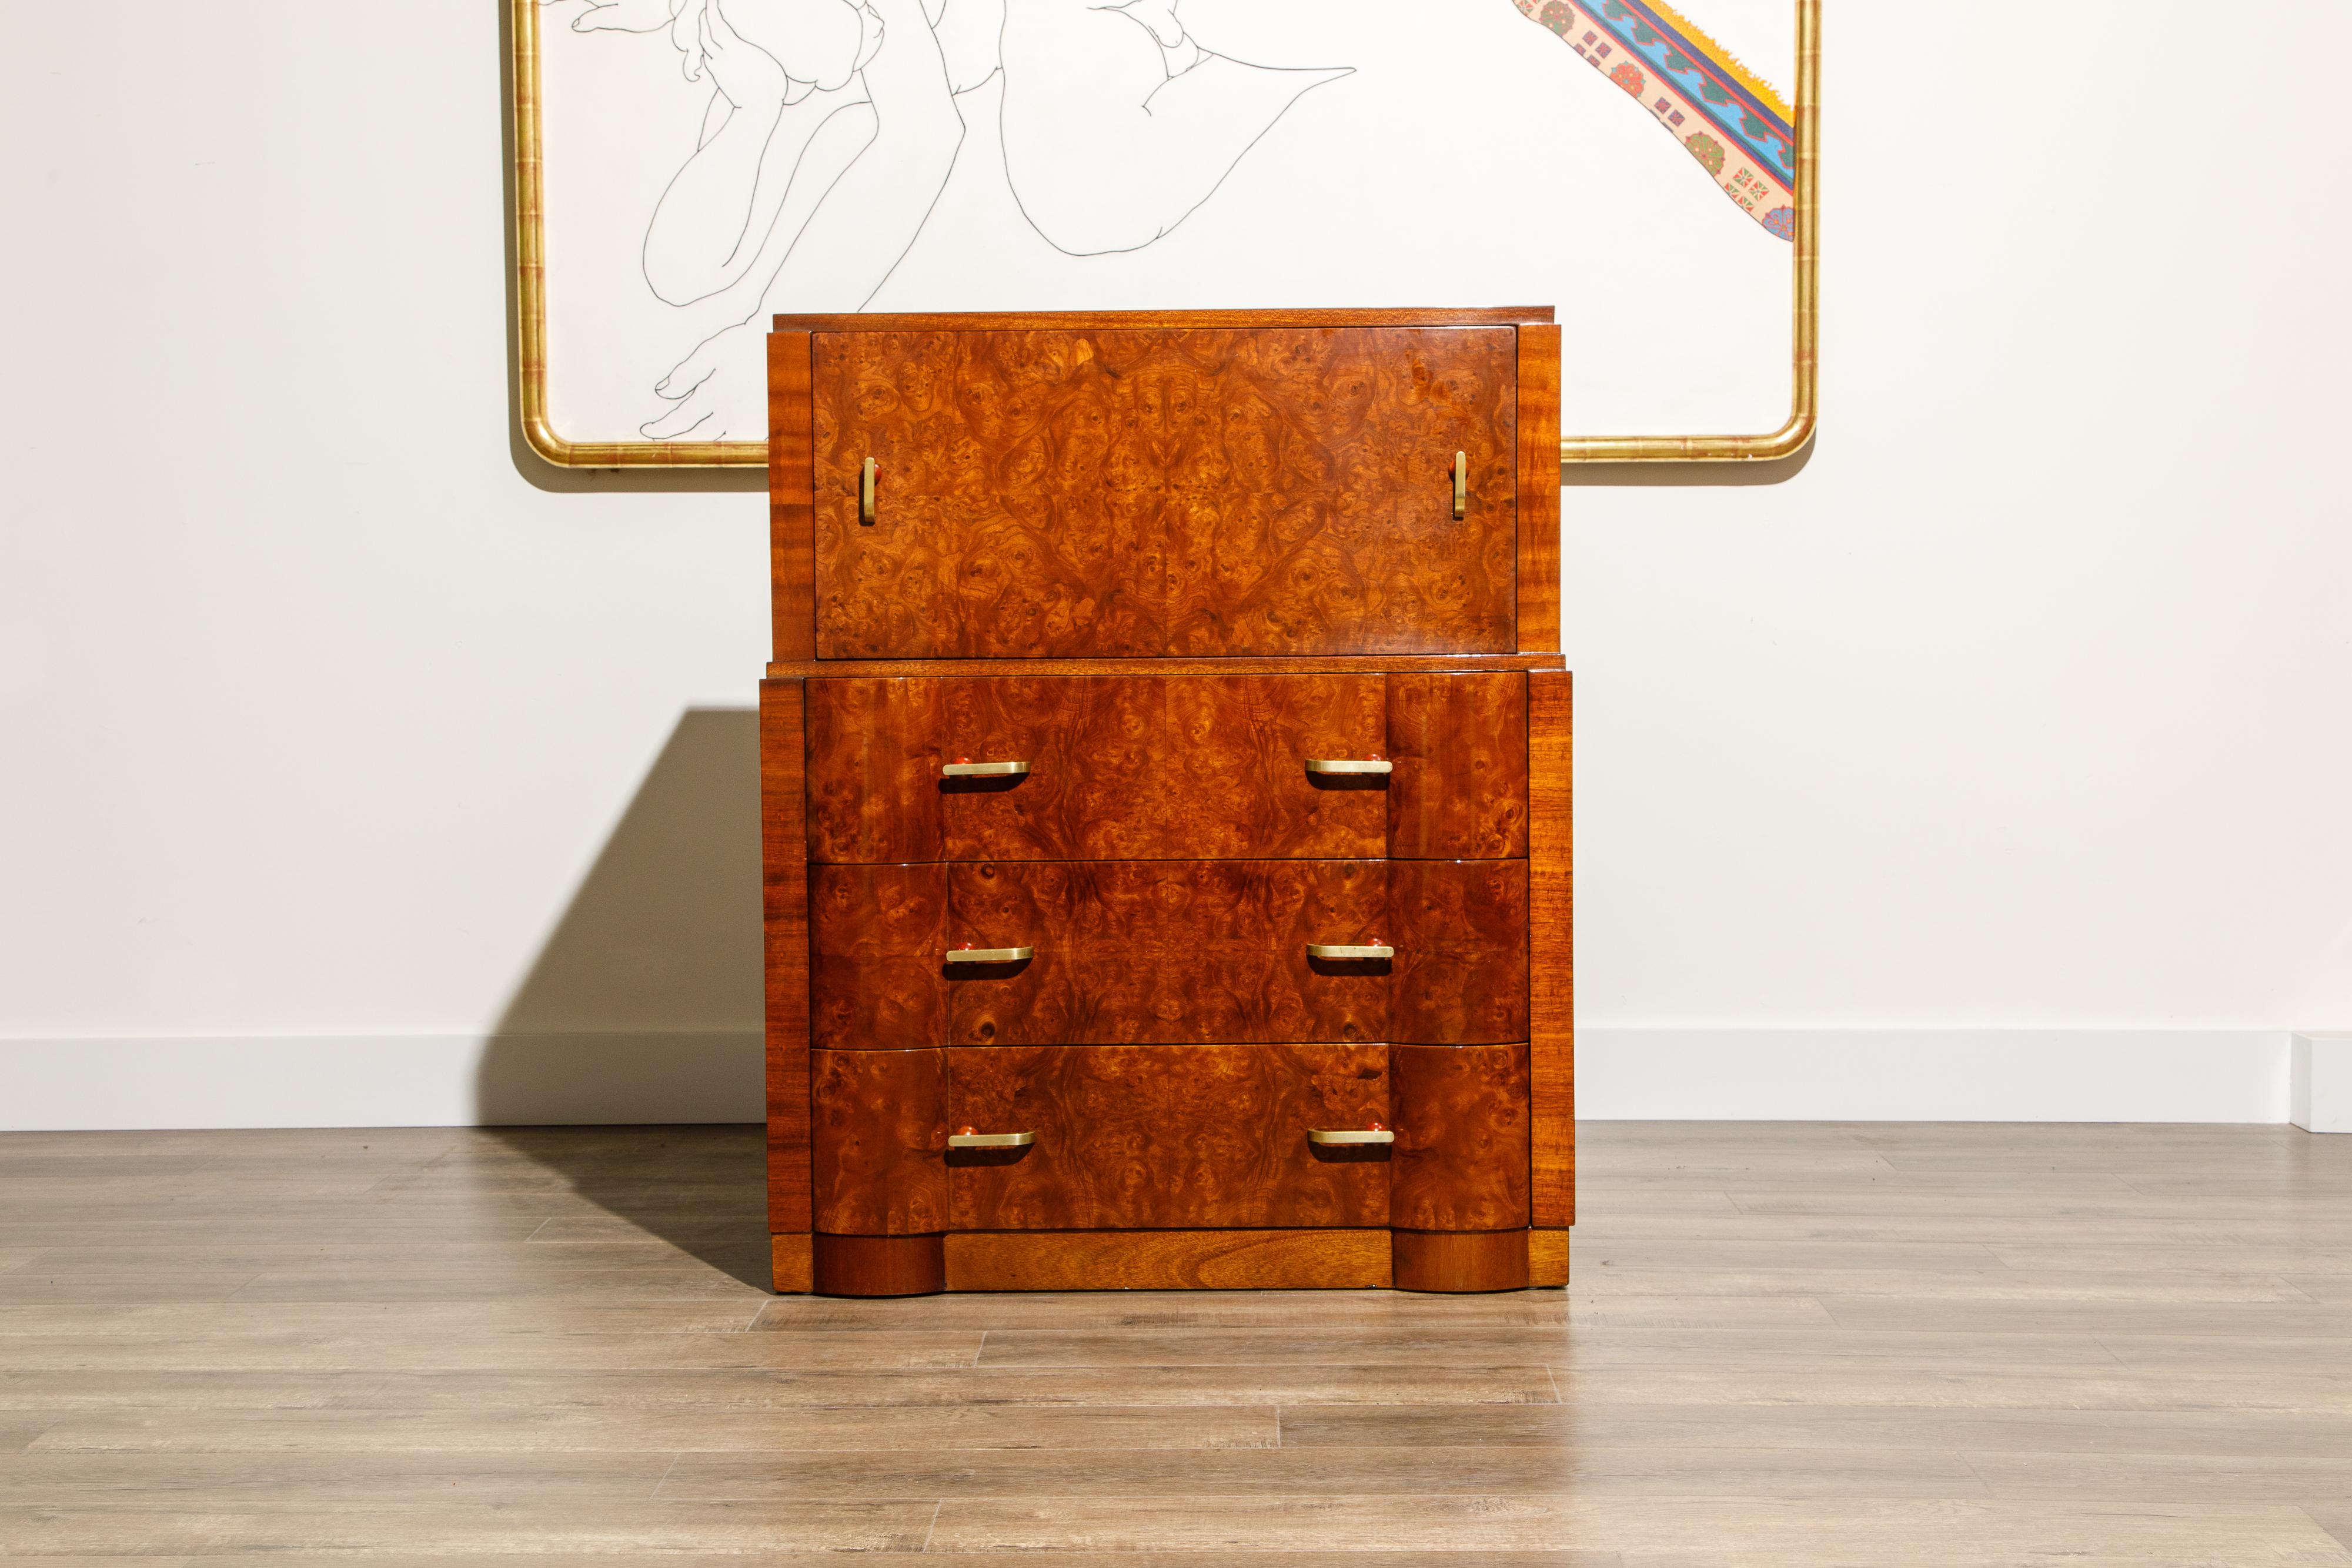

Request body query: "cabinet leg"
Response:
[771, 1234, 814, 1294]
[813, 1232, 947, 1297]
[1391, 1228, 1532, 1292]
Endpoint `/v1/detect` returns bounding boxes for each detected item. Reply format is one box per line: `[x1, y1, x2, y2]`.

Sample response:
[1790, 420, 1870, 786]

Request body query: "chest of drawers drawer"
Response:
[807, 672, 1526, 864]
[810, 858, 1526, 1050]
[807, 1041, 1533, 1236]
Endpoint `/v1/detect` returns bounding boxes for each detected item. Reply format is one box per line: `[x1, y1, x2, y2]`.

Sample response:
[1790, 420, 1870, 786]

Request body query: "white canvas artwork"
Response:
[533, 0, 1798, 449]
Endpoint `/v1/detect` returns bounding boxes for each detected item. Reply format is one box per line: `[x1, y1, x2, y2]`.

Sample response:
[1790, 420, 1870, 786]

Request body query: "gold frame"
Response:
[510, 0, 1818, 469]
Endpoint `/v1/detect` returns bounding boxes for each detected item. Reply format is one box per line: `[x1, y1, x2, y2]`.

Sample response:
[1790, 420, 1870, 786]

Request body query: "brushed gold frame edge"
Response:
[510, 0, 761, 470]
[1558, 0, 1820, 465]
[509, 0, 1818, 470]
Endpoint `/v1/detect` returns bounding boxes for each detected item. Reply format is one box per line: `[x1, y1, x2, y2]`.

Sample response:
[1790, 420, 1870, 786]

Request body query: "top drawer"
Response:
[807, 326, 1518, 659]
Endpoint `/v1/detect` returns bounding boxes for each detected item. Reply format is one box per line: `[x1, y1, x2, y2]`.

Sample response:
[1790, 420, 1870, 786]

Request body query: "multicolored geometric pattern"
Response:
[1515, 0, 1797, 240]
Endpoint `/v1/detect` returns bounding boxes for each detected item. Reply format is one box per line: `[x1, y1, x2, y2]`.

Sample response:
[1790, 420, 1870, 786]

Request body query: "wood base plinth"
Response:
[946, 1229, 1390, 1291]
[1392, 1228, 1532, 1292]
[770, 1233, 813, 1294]
[811, 1233, 945, 1297]
[1529, 1228, 1570, 1288]
[787, 1228, 1567, 1294]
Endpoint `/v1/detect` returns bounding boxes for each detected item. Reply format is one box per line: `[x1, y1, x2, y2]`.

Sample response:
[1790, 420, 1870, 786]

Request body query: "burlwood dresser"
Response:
[761, 308, 1570, 1295]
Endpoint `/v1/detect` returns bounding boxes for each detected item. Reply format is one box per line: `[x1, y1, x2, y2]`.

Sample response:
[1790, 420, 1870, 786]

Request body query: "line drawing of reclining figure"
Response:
[551, 0, 1350, 440]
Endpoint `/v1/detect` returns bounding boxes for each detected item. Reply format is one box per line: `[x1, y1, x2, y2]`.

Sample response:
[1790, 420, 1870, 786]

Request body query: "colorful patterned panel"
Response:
[1517, 0, 1798, 240]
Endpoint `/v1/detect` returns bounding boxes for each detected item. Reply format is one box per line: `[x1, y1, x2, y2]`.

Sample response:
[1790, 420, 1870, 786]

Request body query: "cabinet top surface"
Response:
[772, 306, 1556, 333]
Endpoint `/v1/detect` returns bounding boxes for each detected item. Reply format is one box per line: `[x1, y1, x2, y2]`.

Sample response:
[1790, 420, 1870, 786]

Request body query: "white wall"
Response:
[3, 4, 2348, 1129]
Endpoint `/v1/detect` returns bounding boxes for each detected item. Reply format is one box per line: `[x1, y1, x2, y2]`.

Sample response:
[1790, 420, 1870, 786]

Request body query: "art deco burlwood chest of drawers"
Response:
[760, 308, 1571, 1296]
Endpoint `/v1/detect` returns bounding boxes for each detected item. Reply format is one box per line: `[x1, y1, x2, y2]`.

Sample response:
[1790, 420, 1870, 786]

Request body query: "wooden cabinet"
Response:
[764, 308, 1571, 1295]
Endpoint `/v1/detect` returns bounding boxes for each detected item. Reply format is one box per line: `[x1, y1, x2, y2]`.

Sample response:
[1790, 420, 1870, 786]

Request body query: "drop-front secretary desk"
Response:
[760, 307, 1571, 1296]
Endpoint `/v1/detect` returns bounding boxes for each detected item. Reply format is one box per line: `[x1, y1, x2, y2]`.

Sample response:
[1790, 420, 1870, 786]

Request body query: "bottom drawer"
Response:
[948, 1044, 1392, 1231]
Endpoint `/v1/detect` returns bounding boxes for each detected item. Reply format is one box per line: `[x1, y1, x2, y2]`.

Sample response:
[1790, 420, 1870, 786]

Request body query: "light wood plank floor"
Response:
[1, 1121, 2348, 1565]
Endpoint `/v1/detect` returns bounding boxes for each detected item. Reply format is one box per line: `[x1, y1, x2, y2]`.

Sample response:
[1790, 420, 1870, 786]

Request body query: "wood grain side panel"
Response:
[810, 1048, 948, 1235]
[948, 860, 1388, 1046]
[760, 678, 811, 1234]
[805, 679, 944, 864]
[809, 864, 948, 1049]
[1391, 1228, 1532, 1293]
[1528, 670, 1575, 1228]
[811, 1232, 945, 1297]
[811, 329, 1516, 659]
[942, 676, 1387, 861]
[946, 1044, 1390, 1230]
[1388, 860, 1529, 1045]
[1515, 324, 1561, 655]
[944, 1229, 1392, 1291]
[1386, 673, 1529, 860]
[1390, 1041, 1532, 1232]
[770, 1233, 813, 1295]
[768, 330, 815, 662]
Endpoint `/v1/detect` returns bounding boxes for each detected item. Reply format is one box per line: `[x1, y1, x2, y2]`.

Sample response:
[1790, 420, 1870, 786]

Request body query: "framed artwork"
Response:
[510, 0, 1818, 467]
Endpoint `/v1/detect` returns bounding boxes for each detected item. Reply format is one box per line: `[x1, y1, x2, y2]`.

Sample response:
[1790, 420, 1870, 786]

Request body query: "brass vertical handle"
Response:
[1453, 451, 1467, 520]
[860, 458, 878, 525]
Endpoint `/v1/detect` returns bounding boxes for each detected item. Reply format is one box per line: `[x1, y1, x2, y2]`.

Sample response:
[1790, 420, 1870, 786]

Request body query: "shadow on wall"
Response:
[475, 707, 770, 1289]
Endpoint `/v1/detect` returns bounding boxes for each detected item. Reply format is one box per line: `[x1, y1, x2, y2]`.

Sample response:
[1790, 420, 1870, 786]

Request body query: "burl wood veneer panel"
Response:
[1389, 1041, 1532, 1233]
[810, 327, 1518, 658]
[1387, 860, 1529, 1045]
[1386, 673, 1528, 860]
[805, 679, 945, 864]
[946, 1229, 1392, 1290]
[808, 864, 948, 1050]
[1528, 670, 1575, 1227]
[803, 673, 1392, 864]
[944, 674, 1389, 861]
[810, 1048, 947, 1235]
[946, 1044, 1390, 1230]
[948, 860, 1388, 1046]
[759, 679, 811, 1234]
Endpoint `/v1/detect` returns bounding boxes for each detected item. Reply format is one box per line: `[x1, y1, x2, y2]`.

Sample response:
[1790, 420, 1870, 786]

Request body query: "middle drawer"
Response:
[809, 858, 1529, 1049]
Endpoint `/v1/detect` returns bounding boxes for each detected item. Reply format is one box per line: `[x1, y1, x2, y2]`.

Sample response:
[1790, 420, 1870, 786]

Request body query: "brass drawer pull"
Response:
[941, 760, 1030, 778]
[1453, 450, 1468, 519]
[948, 1129, 1035, 1149]
[860, 457, 878, 525]
[1305, 758, 1392, 776]
[1308, 1127, 1395, 1146]
[1307, 942, 1394, 961]
[946, 945, 1034, 965]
